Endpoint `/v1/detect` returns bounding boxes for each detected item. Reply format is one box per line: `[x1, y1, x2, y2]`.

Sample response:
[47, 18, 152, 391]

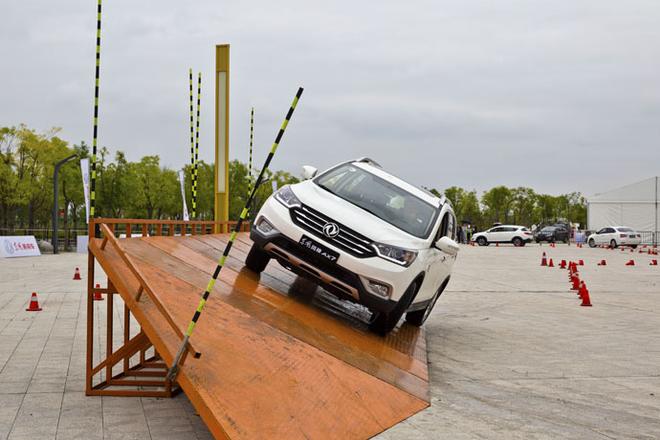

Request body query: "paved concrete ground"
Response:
[1, 243, 659, 439]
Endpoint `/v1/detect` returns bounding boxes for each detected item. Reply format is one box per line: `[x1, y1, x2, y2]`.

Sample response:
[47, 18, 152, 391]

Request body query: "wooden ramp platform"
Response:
[86, 219, 429, 440]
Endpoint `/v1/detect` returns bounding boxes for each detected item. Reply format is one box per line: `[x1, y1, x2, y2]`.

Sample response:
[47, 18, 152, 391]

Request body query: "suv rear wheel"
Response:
[610, 239, 617, 249]
[512, 237, 524, 247]
[245, 244, 270, 273]
[369, 281, 418, 335]
[406, 279, 449, 327]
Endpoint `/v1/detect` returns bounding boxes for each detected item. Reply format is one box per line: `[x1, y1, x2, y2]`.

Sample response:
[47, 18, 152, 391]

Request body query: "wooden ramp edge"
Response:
[88, 229, 430, 440]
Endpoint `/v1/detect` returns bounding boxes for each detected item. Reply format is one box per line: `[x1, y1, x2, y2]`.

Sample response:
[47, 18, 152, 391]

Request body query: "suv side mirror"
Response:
[435, 236, 459, 256]
[301, 165, 318, 180]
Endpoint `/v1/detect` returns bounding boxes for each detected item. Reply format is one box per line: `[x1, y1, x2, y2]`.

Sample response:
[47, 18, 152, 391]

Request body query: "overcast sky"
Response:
[2, 1, 659, 196]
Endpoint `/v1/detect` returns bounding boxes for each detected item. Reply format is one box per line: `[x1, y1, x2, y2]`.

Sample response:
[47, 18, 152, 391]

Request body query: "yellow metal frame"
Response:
[214, 44, 230, 232]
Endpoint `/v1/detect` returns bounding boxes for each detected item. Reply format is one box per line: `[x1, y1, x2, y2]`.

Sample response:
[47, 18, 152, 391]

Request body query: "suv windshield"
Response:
[314, 164, 438, 238]
[541, 227, 556, 232]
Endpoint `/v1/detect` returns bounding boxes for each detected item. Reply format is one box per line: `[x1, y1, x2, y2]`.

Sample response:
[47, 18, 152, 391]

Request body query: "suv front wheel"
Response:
[406, 278, 449, 326]
[245, 244, 270, 273]
[369, 281, 418, 335]
[476, 236, 488, 246]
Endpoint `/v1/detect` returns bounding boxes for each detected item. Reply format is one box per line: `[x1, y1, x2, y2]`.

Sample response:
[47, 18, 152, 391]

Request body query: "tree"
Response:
[482, 186, 513, 225]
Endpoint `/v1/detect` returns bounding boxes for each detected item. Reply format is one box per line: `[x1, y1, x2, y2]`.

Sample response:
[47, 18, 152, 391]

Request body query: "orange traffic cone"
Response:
[496, 243, 499, 247]
[560, 259, 567, 269]
[597, 259, 607, 266]
[625, 259, 635, 266]
[73, 267, 82, 280]
[571, 274, 580, 291]
[26, 292, 42, 311]
[579, 282, 592, 306]
[548, 258, 554, 267]
[93, 283, 104, 301]
[578, 259, 584, 266]
[541, 252, 548, 266]
[650, 259, 658, 266]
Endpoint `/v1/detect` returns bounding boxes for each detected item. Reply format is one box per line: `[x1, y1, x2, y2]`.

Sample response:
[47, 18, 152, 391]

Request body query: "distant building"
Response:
[586, 177, 658, 244]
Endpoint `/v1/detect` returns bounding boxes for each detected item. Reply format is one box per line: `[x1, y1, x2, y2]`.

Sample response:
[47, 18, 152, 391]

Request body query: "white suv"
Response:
[587, 226, 642, 248]
[246, 158, 459, 334]
[472, 225, 534, 247]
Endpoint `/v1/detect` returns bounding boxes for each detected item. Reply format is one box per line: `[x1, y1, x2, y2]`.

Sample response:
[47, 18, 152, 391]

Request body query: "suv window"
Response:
[504, 227, 518, 232]
[490, 227, 503, 233]
[437, 212, 456, 241]
[315, 164, 439, 238]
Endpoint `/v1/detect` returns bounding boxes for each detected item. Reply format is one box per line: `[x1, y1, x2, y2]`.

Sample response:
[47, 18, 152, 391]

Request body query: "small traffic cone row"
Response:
[625, 259, 635, 266]
[578, 281, 592, 307]
[26, 292, 42, 312]
[93, 283, 104, 301]
[650, 259, 658, 266]
[548, 258, 554, 267]
[540, 252, 548, 266]
[73, 267, 82, 280]
[597, 259, 607, 266]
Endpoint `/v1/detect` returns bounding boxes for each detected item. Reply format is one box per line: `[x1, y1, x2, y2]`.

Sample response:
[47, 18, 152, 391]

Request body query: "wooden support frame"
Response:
[86, 218, 249, 398]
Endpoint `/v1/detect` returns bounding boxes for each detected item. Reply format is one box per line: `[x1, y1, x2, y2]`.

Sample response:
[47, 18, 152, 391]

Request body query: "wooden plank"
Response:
[124, 236, 429, 393]
[92, 232, 431, 439]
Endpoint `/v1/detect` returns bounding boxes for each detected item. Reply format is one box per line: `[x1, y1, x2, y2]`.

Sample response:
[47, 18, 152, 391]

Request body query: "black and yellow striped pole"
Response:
[192, 72, 201, 219]
[90, 0, 102, 221]
[188, 69, 196, 219]
[247, 107, 254, 198]
[166, 87, 303, 381]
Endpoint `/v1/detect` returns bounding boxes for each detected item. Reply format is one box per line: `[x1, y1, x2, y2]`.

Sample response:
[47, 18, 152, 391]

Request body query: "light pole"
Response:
[52, 154, 77, 254]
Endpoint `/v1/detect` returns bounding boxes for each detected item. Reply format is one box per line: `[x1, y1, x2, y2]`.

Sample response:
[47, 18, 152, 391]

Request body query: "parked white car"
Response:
[587, 226, 642, 248]
[472, 225, 534, 247]
[247, 158, 459, 334]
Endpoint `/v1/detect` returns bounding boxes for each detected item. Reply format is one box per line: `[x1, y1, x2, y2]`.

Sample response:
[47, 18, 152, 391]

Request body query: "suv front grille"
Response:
[290, 205, 376, 258]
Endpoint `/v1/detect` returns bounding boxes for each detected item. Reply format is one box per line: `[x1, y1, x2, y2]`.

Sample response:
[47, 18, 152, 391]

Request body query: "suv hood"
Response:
[291, 180, 431, 249]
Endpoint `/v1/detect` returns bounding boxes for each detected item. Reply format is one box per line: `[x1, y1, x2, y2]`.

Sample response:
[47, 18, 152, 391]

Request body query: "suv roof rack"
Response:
[354, 157, 382, 168]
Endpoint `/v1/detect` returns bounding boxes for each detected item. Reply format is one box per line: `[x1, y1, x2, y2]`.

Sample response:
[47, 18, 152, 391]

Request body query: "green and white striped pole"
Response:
[192, 72, 201, 219]
[166, 87, 303, 381]
[90, 0, 102, 221]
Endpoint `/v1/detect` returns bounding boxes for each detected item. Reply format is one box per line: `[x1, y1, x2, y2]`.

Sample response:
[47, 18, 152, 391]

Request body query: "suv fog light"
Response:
[255, 217, 277, 235]
[366, 279, 391, 299]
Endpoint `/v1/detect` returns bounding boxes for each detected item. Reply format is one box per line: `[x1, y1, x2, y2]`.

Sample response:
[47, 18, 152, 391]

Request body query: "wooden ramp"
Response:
[86, 219, 429, 440]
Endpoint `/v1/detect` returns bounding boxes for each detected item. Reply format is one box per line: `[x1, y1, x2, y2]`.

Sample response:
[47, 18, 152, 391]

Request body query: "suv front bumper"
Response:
[251, 228, 400, 315]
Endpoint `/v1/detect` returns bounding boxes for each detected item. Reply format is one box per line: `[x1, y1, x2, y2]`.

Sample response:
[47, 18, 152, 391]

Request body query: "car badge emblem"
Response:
[322, 222, 340, 238]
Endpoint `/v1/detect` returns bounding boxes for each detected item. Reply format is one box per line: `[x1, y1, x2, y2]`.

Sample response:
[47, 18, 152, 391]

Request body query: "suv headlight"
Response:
[274, 185, 301, 208]
[373, 242, 418, 267]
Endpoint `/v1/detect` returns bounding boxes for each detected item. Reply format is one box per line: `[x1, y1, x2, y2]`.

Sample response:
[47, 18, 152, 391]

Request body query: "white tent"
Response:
[587, 177, 659, 243]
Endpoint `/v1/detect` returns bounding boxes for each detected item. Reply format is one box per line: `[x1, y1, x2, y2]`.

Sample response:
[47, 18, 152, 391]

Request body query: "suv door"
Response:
[418, 210, 455, 302]
[501, 227, 518, 242]
[487, 227, 504, 242]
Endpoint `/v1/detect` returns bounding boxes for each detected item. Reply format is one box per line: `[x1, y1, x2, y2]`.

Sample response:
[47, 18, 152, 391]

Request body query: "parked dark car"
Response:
[535, 226, 569, 243]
